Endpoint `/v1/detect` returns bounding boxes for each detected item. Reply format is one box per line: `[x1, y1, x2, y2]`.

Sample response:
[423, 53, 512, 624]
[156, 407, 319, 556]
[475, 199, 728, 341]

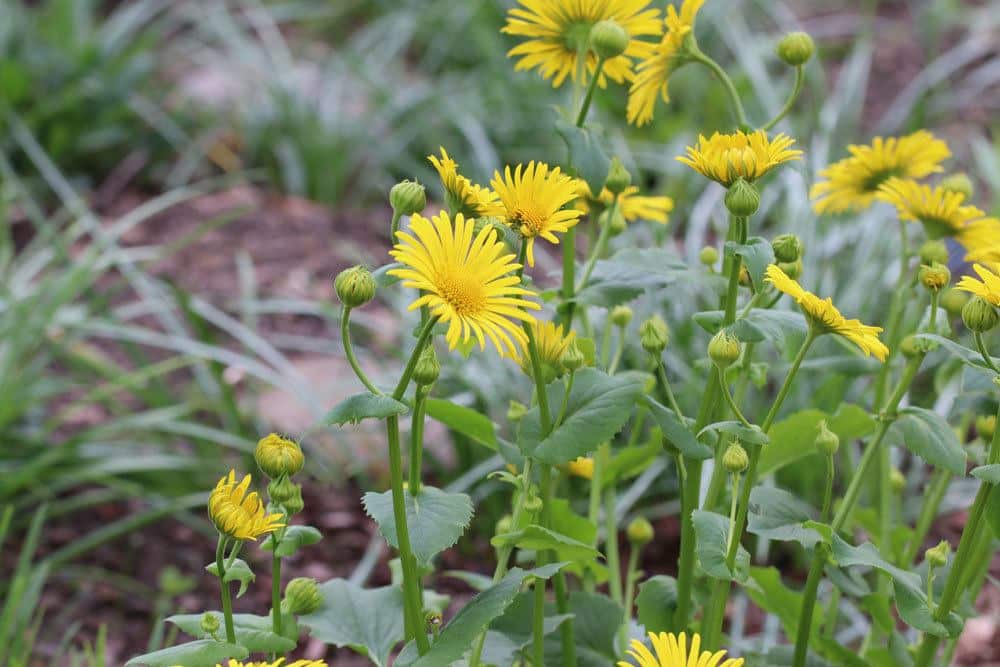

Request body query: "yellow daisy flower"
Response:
[216, 660, 327, 667]
[626, 0, 705, 126]
[388, 211, 540, 358]
[567, 456, 595, 480]
[676, 130, 802, 187]
[576, 181, 674, 224]
[503, 0, 662, 88]
[428, 148, 504, 218]
[208, 470, 285, 542]
[967, 244, 1000, 264]
[876, 177, 999, 239]
[619, 631, 743, 667]
[516, 320, 576, 378]
[491, 162, 584, 267]
[765, 265, 889, 361]
[957, 263, 1000, 307]
[959, 217, 1000, 263]
[810, 130, 951, 215]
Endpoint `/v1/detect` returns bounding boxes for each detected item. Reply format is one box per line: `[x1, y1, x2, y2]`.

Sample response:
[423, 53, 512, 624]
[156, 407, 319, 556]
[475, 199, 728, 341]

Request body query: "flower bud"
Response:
[899, 334, 922, 359]
[200, 612, 220, 637]
[777, 258, 804, 280]
[708, 330, 742, 368]
[413, 345, 440, 387]
[495, 514, 514, 536]
[940, 172, 974, 199]
[389, 179, 426, 217]
[561, 341, 586, 372]
[724, 178, 760, 217]
[523, 491, 544, 514]
[738, 264, 752, 287]
[776, 32, 815, 66]
[590, 19, 630, 60]
[919, 240, 949, 266]
[976, 414, 996, 441]
[267, 474, 299, 504]
[604, 157, 632, 195]
[611, 305, 633, 328]
[771, 234, 804, 263]
[284, 577, 322, 615]
[334, 265, 376, 309]
[627, 517, 654, 546]
[567, 456, 595, 480]
[255, 433, 305, 479]
[962, 296, 999, 333]
[940, 288, 969, 315]
[890, 467, 906, 494]
[600, 207, 627, 236]
[699, 246, 719, 267]
[919, 263, 950, 291]
[640, 315, 670, 355]
[507, 400, 528, 422]
[925, 540, 951, 568]
[815, 420, 840, 455]
[722, 441, 749, 473]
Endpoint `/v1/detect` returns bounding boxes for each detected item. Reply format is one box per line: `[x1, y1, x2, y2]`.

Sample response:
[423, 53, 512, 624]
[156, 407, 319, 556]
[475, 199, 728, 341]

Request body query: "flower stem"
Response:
[718, 366, 753, 428]
[577, 194, 618, 292]
[903, 468, 950, 564]
[341, 307, 381, 394]
[532, 573, 546, 666]
[575, 57, 606, 127]
[974, 331, 999, 373]
[409, 390, 428, 494]
[393, 318, 439, 400]
[215, 536, 236, 645]
[271, 551, 283, 652]
[761, 66, 805, 131]
[605, 480, 623, 605]
[656, 360, 684, 419]
[690, 48, 748, 127]
[792, 454, 835, 667]
[619, 544, 642, 650]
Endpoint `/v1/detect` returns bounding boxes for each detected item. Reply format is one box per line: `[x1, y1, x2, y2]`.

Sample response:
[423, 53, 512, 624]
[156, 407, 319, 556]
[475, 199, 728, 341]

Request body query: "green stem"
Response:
[822, 588, 841, 640]
[609, 329, 626, 374]
[605, 484, 623, 605]
[974, 332, 999, 373]
[718, 366, 753, 428]
[409, 390, 428, 493]
[792, 455, 835, 667]
[690, 48, 748, 127]
[342, 307, 381, 394]
[556, 372, 576, 427]
[393, 318, 439, 400]
[215, 536, 236, 645]
[725, 473, 741, 555]
[584, 443, 609, 594]
[903, 468, 950, 565]
[761, 66, 805, 131]
[656, 361, 684, 419]
[575, 57, 606, 126]
[619, 544, 642, 650]
[533, 575, 546, 666]
[577, 195, 618, 292]
[271, 551, 283, 654]
[561, 227, 577, 327]
[390, 210, 402, 237]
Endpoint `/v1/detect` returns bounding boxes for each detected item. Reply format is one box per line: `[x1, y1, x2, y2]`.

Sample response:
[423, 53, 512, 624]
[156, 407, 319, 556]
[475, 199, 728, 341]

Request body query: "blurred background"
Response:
[0, 0, 998, 664]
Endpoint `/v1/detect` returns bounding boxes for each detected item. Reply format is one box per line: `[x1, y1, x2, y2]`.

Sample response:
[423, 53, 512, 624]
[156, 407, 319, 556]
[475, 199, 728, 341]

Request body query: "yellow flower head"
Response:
[428, 148, 504, 218]
[208, 470, 285, 542]
[959, 217, 1000, 264]
[491, 162, 584, 267]
[618, 631, 743, 667]
[216, 661, 327, 667]
[576, 181, 674, 224]
[676, 130, 802, 187]
[567, 456, 595, 480]
[516, 320, 576, 378]
[957, 263, 1000, 307]
[503, 0, 662, 88]
[876, 177, 997, 239]
[626, 0, 705, 126]
[810, 130, 951, 215]
[765, 265, 889, 361]
[388, 211, 540, 358]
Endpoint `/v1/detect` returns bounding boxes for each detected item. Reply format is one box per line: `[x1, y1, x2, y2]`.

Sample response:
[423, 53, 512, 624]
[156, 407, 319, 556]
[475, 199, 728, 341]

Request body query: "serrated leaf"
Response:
[576, 248, 719, 307]
[363, 486, 473, 565]
[205, 558, 254, 598]
[555, 120, 611, 195]
[746, 487, 825, 549]
[642, 396, 713, 460]
[759, 404, 876, 475]
[125, 640, 248, 666]
[698, 420, 769, 446]
[692, 510, 750, 582]
[262, 525, 322, 558]
[325, 392, 407, 425]
[636, 575, 677, 633]
[424, 398, 498, 451]
[888, 406, 967, 474]
[166, 613, 297, 653]
[971, 464, 1000, 483]
[727, 237, 775, 291]
[491, 524, 600, 563]
[894, 580, 963, 638]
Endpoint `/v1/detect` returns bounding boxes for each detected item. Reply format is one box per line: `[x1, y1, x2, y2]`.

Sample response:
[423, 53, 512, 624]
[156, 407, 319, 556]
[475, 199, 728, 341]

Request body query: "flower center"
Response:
[861, 167, 903, 193]
[511, 208, 547, 237]
[437, 269, 487, 316]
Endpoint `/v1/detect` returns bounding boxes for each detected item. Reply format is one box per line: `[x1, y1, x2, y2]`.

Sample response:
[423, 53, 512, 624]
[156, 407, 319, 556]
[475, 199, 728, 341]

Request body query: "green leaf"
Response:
[914, 334, 1000, 373]
[693, 309, 808, 347]
[548, 499, 597, 547]
[601, 440, 662, 486]
[971, 464, 1000, 483]
[692, 510, 750, 582]
[424, 398, 498, 451]
[125, 641, 248, 667]
[745, 567, 822, 646]
[746, 487, 825, 550]
[262, 525, 322, 558]
[698, 420, 769, 446]
[556, 120, 611, 195]
[483, 592, 573, 666]
[759, 404, 876, 475]
[299, 579, 405, 667]
[363, 485, 474, 564]
[642, 396, 713, 460]
[325, 392, 407, 425]
[726, 237, 775, 291]
[576, 248, 718, 307]
[636, 575, 677, 634]
[491, 524, 600, 563]
[519, 368, 643, 465]
[546, 592, 624, 667]
[205, 558, 255, 598]
[166, 613, 297, 653]
[988, 485, 1000, 538]
[888, 407, 967, 475]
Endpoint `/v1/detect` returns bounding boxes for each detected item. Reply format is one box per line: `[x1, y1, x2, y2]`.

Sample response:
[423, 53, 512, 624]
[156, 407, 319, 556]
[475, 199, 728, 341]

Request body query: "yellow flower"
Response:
[957, 263, 1000, 307]
[567, 456, 595, 480]
[765, 265, 889, 361]
[503, 0, 662, 88]
[626, 0, 705, 126]
[388, 211, 540, 358]
[208, 470, 284, 542]
[676, 130, 802, 187]
[516, 320, 576, 378]
[576, 181, 674, 224]
[428, 148, 504, 218]
[491, 162, 584, 267]
[216, 661, 327, 667]
[810, 131, 951, 215]
[959, 217, 1000, 264]
[876, 177, 999, 239]
[619, 631, 743, 667]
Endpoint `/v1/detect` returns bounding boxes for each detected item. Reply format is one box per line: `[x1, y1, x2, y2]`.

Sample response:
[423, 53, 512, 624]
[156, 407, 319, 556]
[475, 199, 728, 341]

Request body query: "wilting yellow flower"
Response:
[503, 0, 662, 88]
[216, 661, 328, 667]
[389, 211, 540, 358]
[627, 0, 705, 126]
[492, 162, 584, 267]
[208, 470, 285, 542]
[516, 320, 576, 377]
[576, 181, 674, 224]
[957, 263, 1000, 307]
[877, 177, 998, 239]
[810, 131, 951, 215]
[619, 631, 743, 667]
[428, 148, 504, 218]
[765, 265, 888, 361]
[567, 456, 595, 480]
[676, 130, 802, 187]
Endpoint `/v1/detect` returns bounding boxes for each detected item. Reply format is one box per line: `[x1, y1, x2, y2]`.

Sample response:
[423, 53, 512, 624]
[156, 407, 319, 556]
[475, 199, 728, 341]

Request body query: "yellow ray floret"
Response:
[627, 0, 705, 126]
[491, 162, 584, 267]
[567, 456, 595, 480]
[958, 217, 1000, 264]
[676, 130, 802, 187]
[503, 0, 662, 88]
[215, 660, 328, 667]
[877, 177, 996, 239]
[428, 148, 504, 218]
[208, 470, 285, 542]
[389, 211, 540, 358]
[618, 631, 744, 667]
[957, 263, 1000, 307]
[765, 265, 889, 361]
[810, 130, 951, 215]
[516, 320, 576, 375]
[576, 181, 674, 224]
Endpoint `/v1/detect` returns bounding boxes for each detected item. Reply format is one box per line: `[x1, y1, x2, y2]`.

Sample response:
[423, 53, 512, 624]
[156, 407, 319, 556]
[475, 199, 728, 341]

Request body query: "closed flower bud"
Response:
[507, 400, 528, 422]
[940, 172, 974, 199]
[200, 612, 220, 637]
[776, 31, 815, 66]
[611, 305, 633, 328]
[267, 475, 300, 506]
[389, 179, 426, 216]
[567, 456, 595, 480]
[640, 315, 670, 355]
[724, 178, 760, 217]
[771, 234, 804, 263]
[284, 577, 322, 615]
[919, 240, 949, 266]
[495, 514, 514, 536]
[900, 334, 922, 359]
[815, 420, 840, 455]
[708, 330, 742, 368]
[962, 296, 999, 333]
[255, 433, 305, 479]
[976, 414, 996, 441]
[723, 441, 749, 473]
[699, 246, 719, 267]
[890, 467, 906, 494]
[604, 157, 632, 195]
[627, 517, 654, 546]
[523, 491, 544, 514]
[919, 263, 950, 291]
[778, 258, 804, 280]
[281, 483, 305, 515]
[590, 19, 630, 60]
[925, 540, 951, 568]
[334, 265, 376, 309]
[561, 341, 586, 372]
[940, 288, 969, 315]
[413, 345, 440, 386]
